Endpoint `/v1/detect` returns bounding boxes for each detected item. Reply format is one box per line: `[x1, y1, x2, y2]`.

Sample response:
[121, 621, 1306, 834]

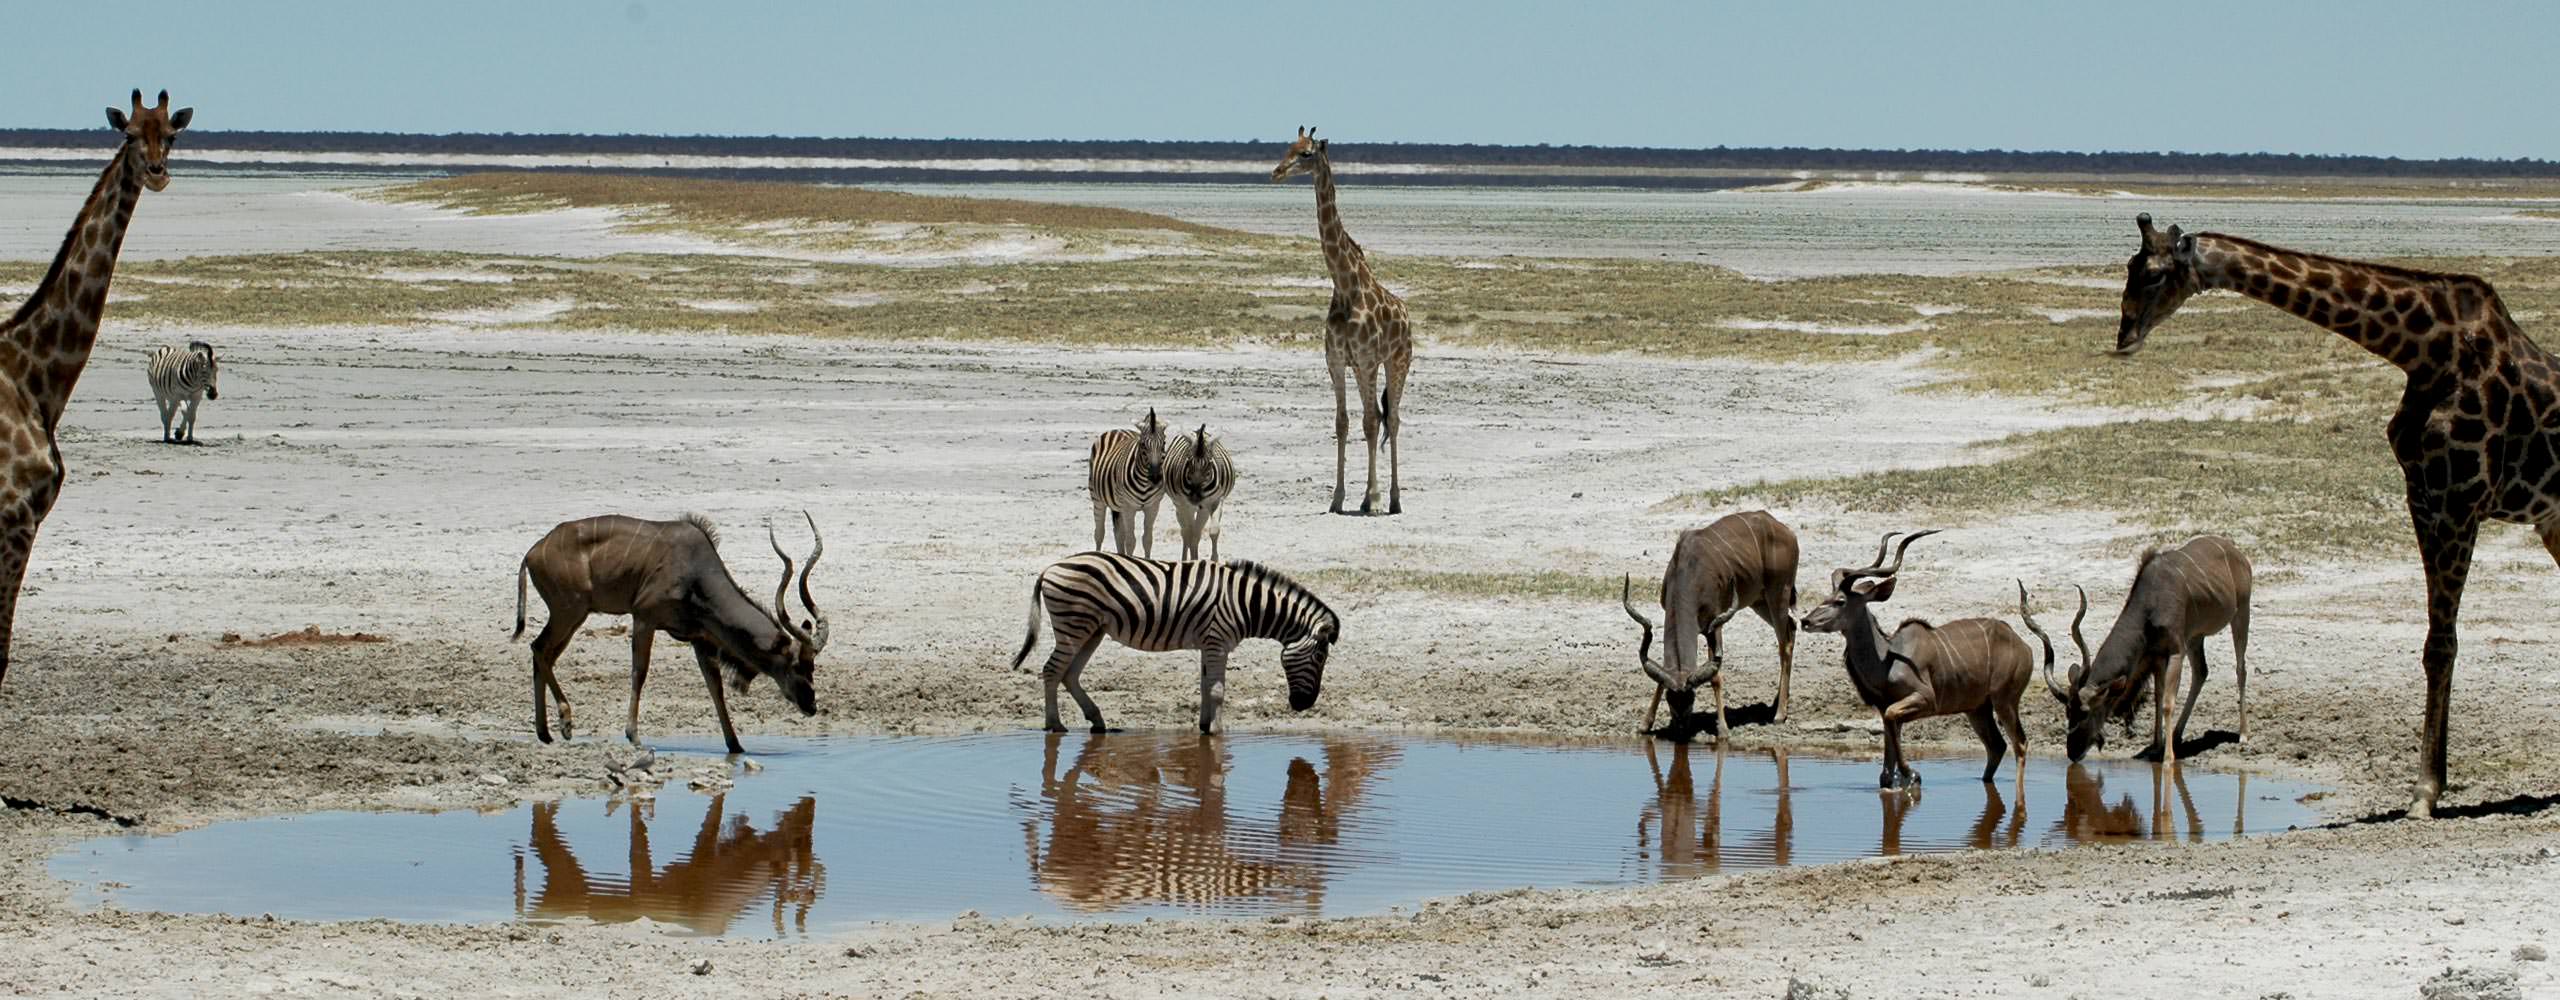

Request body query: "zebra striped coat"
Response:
[1012, 552, 1340, 734]
[145, 341, 219, 444]
[1086, 409, 1167, 558]
[1164, 425, 1237, 562]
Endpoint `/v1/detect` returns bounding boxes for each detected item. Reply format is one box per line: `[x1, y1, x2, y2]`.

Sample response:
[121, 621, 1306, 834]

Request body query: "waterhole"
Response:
[51, 731, 2325, 938]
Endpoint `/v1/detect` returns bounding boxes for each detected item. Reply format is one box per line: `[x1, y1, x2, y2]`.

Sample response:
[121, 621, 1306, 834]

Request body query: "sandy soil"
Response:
[1, 326, 2557, 998]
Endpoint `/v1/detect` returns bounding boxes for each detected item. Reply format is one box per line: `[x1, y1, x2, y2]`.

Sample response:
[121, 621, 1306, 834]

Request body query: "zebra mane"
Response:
[680, 512, 720, 546]
[1227, 559, 1338, 634]
[187, 340, 215, 356]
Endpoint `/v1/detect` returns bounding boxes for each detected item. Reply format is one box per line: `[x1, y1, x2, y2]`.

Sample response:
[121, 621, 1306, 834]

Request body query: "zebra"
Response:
[1011, 552, 1341, 734]
[1086, 408, 1167, 558]
[144, 341, 220, 444]
[1164, 424, 1237, 562]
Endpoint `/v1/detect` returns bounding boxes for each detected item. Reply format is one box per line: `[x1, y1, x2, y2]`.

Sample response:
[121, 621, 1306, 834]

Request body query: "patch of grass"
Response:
[1680, 417, 2412, 559]
[372, 172, 1242, 237]
[2007, 180, 2560, 200]
[1308, 567, 1629, 603]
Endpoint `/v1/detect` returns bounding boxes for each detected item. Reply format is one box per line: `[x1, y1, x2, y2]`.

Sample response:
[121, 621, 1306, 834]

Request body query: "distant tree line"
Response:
[0, 129, 2552, 179]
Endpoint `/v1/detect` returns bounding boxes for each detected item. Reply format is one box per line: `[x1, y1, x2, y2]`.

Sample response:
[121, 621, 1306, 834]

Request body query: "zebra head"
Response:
[190, 341, 219, 400]
[1136, 407, 1167, 476]
[1282, 609, 1337, 712]
[1181, 424, 1219, 497]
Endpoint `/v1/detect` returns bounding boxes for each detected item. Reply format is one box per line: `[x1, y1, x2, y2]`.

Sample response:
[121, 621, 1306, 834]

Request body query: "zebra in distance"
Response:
[1165, 424, 1236, 561]
[144, 341, 219, 444]
[1012, 551, 1340, 734]
[1087, 408, 1167, 558]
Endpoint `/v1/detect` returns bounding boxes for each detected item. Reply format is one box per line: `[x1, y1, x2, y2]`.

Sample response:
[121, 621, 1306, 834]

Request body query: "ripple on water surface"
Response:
[50, 731, 2327, 938]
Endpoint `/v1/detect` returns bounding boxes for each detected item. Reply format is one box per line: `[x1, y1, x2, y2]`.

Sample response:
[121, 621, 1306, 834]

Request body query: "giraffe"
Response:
[0, 90, 191, 689]
[1271, 127, 1413, 516]
[2115, 213, 2560, 818]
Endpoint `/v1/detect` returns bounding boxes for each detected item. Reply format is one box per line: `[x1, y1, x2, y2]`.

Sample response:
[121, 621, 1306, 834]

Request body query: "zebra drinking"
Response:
[1011, 552, 1340, 734]
[1086, 408, 1167, 558]
[144, 341, 219, 444]
[1165, 424, 1236, 561]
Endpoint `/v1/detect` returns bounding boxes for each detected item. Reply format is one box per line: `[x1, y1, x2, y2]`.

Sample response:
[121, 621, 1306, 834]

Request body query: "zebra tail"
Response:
[1010, 577, 1046, 673]
[512, 560, 530, 640]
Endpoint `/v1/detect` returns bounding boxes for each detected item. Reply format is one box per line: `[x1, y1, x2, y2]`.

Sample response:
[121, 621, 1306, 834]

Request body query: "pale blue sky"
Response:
[6, 1, 2553, 159]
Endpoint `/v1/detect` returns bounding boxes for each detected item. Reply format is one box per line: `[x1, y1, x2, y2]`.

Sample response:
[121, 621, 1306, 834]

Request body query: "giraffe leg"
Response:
[625, 627, 653, 744]
[1383, 351, 1409, 516]
[692, 642, 745, 755]
[0, 524, 34, 688]
[1353, 366, 1383, 515]
[2409, 514, 2478, 818]
[1327, 352, 1350, 515]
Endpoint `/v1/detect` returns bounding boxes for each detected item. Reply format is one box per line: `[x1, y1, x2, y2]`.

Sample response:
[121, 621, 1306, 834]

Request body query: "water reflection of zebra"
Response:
[144, 341, 220, 444]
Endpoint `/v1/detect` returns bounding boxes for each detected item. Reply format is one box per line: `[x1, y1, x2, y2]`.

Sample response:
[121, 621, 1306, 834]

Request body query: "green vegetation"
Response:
[1681, 417, 2411, 558]
[372, 172, 1243, 238]
[1308, 567, 1631, 603]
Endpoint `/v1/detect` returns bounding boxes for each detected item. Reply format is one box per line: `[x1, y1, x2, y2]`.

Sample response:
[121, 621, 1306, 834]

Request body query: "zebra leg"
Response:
[1140, 495, 1160, 560]
[1205, 499, 1222, 562]
[693, 642, 746, 754]
[182, 396, 202, 444]
[1060, 637, 1108, 733]
[1109, 508, 1135, 556]
[624, 627, 654, 744]
[1197, 644, 1232, 734]
[1091, 502, 1106, 554]
[1169, 500, 1196, 561]
[155, 396, 175, 444]
[1041, 624, 1104, 732]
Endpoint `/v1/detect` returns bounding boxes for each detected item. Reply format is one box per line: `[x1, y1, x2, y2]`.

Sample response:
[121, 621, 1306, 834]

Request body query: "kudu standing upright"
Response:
[1620, 510, 1801, 740]
[2044, 535, 2254, 768]
[1797, 531, 2035, 788]
[515, 512, 832, 754]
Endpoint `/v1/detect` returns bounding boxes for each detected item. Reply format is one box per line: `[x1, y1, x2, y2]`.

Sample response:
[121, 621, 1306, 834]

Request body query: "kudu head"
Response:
[760, 511, 833, 716]
[1620, 575, 1742, 725]
[2028, 583, 2117, 761]
[1798, 530, 1939, 634]
[2116, 213, 2203, 356]
[1271, 125, 1327, 182]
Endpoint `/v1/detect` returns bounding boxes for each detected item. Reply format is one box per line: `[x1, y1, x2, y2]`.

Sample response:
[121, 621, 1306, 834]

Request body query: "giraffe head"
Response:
[1270, 126, 1327, 183]
[2115, 213, 2201, 355]
[104, 89, 192, 193]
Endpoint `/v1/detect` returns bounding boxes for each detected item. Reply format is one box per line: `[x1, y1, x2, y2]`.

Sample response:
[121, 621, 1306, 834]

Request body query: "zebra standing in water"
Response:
[1087, 408, 1167, 557]
[1164, 424, 1237, 562]
[145, 341, 220, 444]
[1012, 552, 1340, 734]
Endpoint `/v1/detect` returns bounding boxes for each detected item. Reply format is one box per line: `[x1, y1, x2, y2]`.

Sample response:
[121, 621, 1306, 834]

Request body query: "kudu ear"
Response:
[1855, 575, 1898, 602]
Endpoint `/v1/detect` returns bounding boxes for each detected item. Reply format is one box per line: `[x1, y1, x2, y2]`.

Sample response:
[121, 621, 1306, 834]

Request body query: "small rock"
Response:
[739, 757, 763, 773]
[2419, 965, 2521, 1000]
[688, 959, 713, 977]
[843, 945, 875, 959]
[1783, 978, 1851, 1000]
[630, 749, 657, 772]
[2515, 944, 2547, 962]
[478, 773, 508, 787]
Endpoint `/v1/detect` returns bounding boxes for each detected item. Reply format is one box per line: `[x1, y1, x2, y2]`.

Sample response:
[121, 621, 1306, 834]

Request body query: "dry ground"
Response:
[0, 176, 2554, 998]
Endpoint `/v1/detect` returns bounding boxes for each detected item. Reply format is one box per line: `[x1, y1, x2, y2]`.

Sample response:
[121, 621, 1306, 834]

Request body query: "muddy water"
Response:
[50, 732, 2325, 937]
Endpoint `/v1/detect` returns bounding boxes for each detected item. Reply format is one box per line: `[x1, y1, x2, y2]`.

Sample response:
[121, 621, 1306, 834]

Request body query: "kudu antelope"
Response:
[2044, 535, 2254, 768]
[514, 512, 833, 754]
[1619, 510, 1801, 740]
[1796, 531, 2034, 788]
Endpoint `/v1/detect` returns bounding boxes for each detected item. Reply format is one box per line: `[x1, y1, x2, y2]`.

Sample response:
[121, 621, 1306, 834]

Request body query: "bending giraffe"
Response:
[0, 91, 191, 689]
[2116, 213, 2560, 818]
[1271, 127, 1413, 516]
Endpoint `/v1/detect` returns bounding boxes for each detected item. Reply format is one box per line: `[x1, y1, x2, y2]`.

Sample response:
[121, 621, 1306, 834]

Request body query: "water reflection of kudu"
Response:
[514, 795, 825, 936]
[1023, 732, 1395, 913]
[1635, 742, 1793, 878]
[1874, 779, 2028, 855]
[2055, 763, 2230, 842]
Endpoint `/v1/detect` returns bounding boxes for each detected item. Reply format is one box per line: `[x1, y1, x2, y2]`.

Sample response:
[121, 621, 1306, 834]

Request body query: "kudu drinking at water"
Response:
[1619, 510, 1802, 740]
[1796, 530, 2035, 788]
[514, 512, 833, 754]
[2044, 535, 2254, 768]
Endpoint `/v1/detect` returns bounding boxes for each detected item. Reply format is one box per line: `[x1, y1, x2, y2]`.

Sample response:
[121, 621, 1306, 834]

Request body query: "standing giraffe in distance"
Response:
[1272, 127, 1413, 516]
[2116, 213, 2560, 818]
[0, 90, 191, 689]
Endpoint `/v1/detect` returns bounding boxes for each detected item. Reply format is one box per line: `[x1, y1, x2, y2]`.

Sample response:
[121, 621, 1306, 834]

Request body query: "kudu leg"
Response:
[625, 627, 653, 744]
[1995, 698, 2028, 776]
[529, 614, 579, 744]
[691, 643, 745, 755]
[2173, 639, 2211, 751]
[2231, 602, 2252, 743]
[1643, 684, 1664, 733]
[1881, 694, 1929, 787]
[1965, 707, 2006, 783]
[2155, 652, 2182, 770]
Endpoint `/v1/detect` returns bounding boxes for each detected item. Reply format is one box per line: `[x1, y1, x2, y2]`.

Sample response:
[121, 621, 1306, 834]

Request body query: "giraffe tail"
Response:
[1010, 577, 1046, 673]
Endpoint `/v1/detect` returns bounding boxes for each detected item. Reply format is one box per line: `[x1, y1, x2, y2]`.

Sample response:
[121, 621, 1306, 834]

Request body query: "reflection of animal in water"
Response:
[1633, 743, 1793, 878]
[1019, 733, 1395, 913]
[515, 795, 825, 937]
[2053, 764, 2216, 843]
[1875, 781, 2030, 855]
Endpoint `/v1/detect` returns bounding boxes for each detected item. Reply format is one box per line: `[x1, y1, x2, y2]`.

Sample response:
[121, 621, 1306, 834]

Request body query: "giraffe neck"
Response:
[3, 140, 142, 431]
[2190, 233, 2471, 375]
[1309, 157, 1374, 294]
